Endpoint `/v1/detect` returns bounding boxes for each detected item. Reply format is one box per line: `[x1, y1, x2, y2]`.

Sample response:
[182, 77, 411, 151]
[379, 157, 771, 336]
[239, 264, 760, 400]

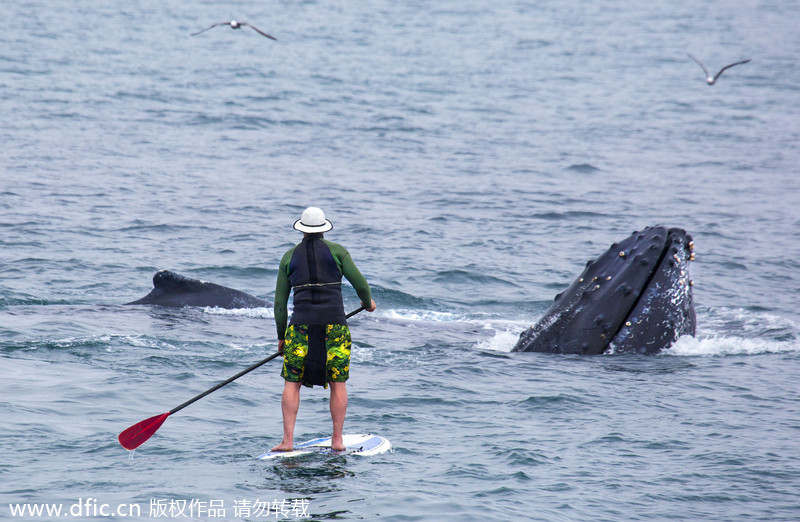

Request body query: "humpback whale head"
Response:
[513, 226, 696, 355]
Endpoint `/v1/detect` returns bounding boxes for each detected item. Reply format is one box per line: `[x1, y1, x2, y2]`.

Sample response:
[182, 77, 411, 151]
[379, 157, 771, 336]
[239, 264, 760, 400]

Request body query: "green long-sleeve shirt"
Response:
[274, 238, 372, 340]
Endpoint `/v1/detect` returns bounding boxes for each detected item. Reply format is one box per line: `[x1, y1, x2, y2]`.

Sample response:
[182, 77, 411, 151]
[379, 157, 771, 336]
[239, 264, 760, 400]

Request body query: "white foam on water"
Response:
[476, 328, 521, 353]
[383, 308, 465, 322]
[666, 334, 800, 357]
[473, 317, 535, 353]
[665, 307, 800, 356]
[201, 306, 273, 319]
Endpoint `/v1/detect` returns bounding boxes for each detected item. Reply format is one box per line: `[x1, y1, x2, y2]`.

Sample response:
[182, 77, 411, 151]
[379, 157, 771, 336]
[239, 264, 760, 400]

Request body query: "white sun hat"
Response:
[293, 207, 333, 233]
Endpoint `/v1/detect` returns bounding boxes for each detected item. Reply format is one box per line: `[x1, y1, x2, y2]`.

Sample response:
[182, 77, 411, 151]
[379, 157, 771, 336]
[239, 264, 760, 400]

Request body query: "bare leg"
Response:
[271, 381, 301, 451]
[329, 381, 348, 451]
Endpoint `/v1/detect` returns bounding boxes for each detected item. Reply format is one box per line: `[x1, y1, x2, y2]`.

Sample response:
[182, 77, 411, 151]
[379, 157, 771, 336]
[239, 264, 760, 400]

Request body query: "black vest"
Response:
[288, 235, 346, 326]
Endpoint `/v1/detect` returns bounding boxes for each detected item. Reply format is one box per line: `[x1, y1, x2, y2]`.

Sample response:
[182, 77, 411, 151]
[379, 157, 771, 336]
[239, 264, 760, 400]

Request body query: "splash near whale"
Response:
[513, 226, 696, 355]
[126, 270, 269, 309]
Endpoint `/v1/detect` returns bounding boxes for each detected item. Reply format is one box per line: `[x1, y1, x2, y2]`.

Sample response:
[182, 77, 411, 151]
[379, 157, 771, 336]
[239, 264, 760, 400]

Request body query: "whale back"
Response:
[126, 270, 269, 309]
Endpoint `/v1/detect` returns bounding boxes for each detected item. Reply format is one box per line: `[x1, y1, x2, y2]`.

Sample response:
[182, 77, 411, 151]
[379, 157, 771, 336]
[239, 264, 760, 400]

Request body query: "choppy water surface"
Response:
[2, 0, 799, 520]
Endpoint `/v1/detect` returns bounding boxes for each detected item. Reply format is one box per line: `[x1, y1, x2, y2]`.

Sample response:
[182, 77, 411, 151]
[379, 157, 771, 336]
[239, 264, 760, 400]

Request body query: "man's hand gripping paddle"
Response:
[117, 306, 366, 450]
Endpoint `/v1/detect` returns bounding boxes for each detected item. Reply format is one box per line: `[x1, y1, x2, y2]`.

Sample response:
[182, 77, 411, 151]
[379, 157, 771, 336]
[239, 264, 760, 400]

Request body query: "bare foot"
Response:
[330, 438, 346, 452]
[270, 442, 293, 452]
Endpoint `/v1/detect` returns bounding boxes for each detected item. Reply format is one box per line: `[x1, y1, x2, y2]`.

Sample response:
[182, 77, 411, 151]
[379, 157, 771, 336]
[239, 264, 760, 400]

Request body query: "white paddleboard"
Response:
[257, 433, 391, 460]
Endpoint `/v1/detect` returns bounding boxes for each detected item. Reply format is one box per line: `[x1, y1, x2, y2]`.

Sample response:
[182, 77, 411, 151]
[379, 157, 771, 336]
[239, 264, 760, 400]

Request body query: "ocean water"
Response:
[2, 0, 799, 520]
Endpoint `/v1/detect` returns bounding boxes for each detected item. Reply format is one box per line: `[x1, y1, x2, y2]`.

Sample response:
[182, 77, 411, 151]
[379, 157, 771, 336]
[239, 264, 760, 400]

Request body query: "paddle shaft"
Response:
[169, 305, 366, 415]
[346, 305, 366, 319]
[169, 351, 278, 414]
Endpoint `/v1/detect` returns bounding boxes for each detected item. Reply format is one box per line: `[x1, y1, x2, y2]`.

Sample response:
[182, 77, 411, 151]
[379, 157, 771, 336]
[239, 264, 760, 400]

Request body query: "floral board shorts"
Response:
[281, 324, 351, 389]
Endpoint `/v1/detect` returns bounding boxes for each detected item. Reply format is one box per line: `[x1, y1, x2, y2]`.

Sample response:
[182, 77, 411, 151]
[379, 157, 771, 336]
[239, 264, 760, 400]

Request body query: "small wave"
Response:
[533, 210, 608, 221]
[433, 269, 518, 287]
[516, 393, 590, 412]
[565, 163, 601, 173]
[116, 222, 203, 233]
[516, 38, 553, 50]
[0, 297, 72, 307]
[368, 286, 431, 310]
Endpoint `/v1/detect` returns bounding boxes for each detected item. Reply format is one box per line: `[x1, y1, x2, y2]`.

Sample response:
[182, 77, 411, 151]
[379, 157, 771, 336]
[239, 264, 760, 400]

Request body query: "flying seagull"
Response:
[191, 20, 277, 40]
[687, 54, 750, 85]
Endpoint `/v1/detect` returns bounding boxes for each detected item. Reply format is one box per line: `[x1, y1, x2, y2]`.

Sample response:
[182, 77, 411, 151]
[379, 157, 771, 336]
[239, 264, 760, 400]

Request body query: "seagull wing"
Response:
[242, 23, 277, 40]
[191, 22, 229, 36]
[712, 59, 751, 82]
[686, 53, 710, 78]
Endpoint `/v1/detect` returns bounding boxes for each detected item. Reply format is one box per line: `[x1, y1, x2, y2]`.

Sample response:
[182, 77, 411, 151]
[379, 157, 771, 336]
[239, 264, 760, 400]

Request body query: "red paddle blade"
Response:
[118, 412, 170, 450]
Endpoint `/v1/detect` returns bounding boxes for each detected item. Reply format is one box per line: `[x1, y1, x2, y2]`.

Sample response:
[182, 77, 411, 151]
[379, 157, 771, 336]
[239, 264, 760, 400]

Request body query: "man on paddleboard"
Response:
[271, 207, 376, 452]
